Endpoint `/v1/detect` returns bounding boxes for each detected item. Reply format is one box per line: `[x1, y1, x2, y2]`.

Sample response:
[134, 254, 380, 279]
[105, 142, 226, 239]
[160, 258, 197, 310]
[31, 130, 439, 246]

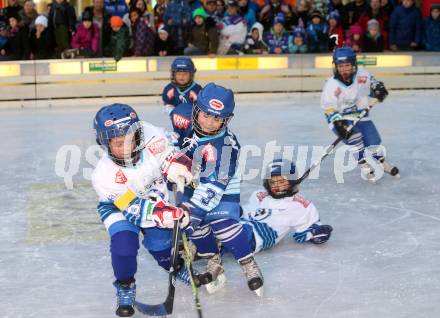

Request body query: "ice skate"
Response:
[239, 255, 264, 297]
[113, 279, 136, 317]
[380, 158, 400, 178]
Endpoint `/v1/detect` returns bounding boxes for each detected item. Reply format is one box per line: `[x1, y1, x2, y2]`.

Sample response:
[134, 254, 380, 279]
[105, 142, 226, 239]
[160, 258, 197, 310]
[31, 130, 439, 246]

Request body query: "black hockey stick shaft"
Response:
[297, 99, 379, 184]
[134, 218, 181, 316]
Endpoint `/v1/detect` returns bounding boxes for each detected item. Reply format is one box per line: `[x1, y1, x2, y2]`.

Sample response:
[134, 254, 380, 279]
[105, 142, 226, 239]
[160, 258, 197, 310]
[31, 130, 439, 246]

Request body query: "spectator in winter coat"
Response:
[264, 13, 289, 54]
[155, 24, 174, 56]
[48, 0, 77, 55]
[104, 15, 130, 61]
[424, 4, 440, 51]
[243, 21, 268, 54]
[294, 0, 311, 28]
[4, 13, 29, 60]
[380, 0, 394, 17]
[328, 10, 344, 49]
[83, 0, 113, 57]
[104, 0, 129, 17]
[217, 0, 247, 54]
[237, 0, 256, 31]
[358, 0, 389, 48]
[342, 0, 368, 29]
[129, 0, 155, 31]
[216, 0, 226, 16]
[184, 7, 219, 55]
[153, 0, 167, 30]
[2, 0, 22, 21]
[389, 0, 422, 51]
[71, 9, 100, 57]
[30, 15, 55, 59]
[18, 0, 38, 32]
[164, 0, 192, 54]
[0, 21, 9, 61]
[260, 0, 294, 32]
[306, 10, 328, 53]
[129, 7, 155, 56]
[204, 0, 223, 26]
[288, 26, 308, 53]
[362, 18, 384, 52]
[345, 23, 363, 52]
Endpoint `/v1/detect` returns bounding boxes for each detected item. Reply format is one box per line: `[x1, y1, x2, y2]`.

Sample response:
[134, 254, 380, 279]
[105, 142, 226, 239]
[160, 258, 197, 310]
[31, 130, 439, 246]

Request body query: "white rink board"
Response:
[1, 90, 440, 318]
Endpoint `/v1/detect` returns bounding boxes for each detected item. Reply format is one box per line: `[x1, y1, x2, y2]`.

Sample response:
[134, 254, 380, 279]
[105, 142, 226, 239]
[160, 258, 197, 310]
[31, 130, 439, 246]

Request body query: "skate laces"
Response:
[240, 256, 262, 281]
[176, 266, 192, 285]
[206, 254, 224, 278]
[114, 282, 136, 306]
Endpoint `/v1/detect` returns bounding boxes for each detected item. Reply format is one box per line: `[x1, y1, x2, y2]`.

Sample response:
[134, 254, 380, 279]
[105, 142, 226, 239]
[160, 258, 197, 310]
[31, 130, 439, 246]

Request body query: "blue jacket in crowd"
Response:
[424, 14, 440, 51]
[389, 4, 423, 46]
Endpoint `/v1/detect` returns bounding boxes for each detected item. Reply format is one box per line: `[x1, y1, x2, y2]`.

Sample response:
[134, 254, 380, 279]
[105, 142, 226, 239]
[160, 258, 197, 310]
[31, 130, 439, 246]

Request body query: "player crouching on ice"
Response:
[320, 47, 399, 182]
[170, 83, 265, 296]
[92, 103, 193, 317]
[241, 159, 333, 253]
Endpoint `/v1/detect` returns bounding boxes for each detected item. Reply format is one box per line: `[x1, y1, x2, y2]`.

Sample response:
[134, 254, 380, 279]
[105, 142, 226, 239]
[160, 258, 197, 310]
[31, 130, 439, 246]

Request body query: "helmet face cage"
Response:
[263, 159, 299, 199]
[171, 58, 196, 90]
[192, 103, 233, 137]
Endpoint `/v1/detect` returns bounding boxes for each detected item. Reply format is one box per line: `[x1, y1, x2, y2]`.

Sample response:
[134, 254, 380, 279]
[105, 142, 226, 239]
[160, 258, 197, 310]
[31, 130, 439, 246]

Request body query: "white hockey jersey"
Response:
[92, 123, 176, 231]
[242, 189, 320, 252]
[321, 68, 374, 122]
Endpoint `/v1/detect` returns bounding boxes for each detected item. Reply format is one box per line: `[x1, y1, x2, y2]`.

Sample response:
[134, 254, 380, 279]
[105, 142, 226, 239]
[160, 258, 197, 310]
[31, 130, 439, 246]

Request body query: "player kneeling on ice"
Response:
[91, 103, 193, 317]
[161, 56, 202, 115]
[321, 47, 399, 182]
[241, 159, 333, 253]
[170, 83, 264, 296]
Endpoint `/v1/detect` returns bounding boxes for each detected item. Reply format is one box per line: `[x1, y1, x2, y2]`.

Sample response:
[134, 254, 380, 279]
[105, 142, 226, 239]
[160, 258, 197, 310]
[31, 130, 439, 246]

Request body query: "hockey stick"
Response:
[297, 99, 379, 184]
[182, 232, 204, 318]
[134, 218, 181, 316]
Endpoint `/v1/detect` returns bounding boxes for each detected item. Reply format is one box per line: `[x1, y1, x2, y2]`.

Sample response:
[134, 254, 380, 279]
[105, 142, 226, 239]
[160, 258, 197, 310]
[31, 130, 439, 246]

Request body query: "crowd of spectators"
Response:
[0, 0, 439, 61]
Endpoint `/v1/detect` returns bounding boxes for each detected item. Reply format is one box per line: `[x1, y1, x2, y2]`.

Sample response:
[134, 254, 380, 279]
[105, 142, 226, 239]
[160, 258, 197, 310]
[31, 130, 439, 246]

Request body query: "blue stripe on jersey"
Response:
[250, 220, 278, 251]
[108, 220, 139, 237]
[97, 202, 117, 222]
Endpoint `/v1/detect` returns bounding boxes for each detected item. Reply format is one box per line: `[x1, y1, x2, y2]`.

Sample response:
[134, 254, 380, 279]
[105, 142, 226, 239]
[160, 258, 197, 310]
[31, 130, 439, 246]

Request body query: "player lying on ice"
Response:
[170, 83, 265, 296]
[186, 158, 333, 292]
[91, 103, 194, 317]
[320, 47, 399, 182]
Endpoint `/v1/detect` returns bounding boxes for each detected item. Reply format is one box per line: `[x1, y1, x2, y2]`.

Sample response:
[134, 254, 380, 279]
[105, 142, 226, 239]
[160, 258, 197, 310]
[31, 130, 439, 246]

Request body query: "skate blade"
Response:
[253, 286, 264, 297]
[205, 273, 227, 294]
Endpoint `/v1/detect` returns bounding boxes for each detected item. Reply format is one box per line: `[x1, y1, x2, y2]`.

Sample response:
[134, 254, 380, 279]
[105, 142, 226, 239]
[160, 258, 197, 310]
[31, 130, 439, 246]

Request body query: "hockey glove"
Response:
[162, 151, 193, 192]
[333, 119, 353, 139]
[310, 224, 333, 244]
[178, 202, 202, 236]
[370, 80, 388, 102]
[151, 201, 186, 228]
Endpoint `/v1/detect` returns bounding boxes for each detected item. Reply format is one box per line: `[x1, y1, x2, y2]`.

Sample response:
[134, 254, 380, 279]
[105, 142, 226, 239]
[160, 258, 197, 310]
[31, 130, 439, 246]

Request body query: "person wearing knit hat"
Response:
[328, 9, 344, 49]
[34, 15, 48, 28]
[70, 9, 100, 57]
[105, 15, 130, 61]
[363, 18, 384, 52]
[155, 23, 173, 56]
[423, 3, 440, 51]
[185, 7, 219, 55]
[288, 26, 308, 53]
[264, 13, 289, 54]
[306, 8, 328, 52]
[345, 23, 363, 52]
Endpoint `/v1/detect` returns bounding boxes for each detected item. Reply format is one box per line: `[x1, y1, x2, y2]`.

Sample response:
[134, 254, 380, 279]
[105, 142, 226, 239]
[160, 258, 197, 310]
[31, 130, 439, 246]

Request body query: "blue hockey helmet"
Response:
[192, 83, 235, 136]
[94, 103, 143, 166]
[332, 47, 357, 84]
[171, 57, 196, 89]
[263, 159, 299, 198]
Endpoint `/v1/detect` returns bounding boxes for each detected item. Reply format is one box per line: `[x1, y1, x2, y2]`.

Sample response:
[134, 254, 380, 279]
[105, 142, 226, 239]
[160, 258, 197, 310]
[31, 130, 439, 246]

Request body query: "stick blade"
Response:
[134, 301, 171, 316]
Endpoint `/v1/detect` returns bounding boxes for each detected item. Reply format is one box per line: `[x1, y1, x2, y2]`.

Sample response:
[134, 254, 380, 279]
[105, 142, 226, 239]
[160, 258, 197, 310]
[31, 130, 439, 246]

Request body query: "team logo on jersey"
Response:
[357, 76, 368, 84]
[148, 138, 166, 155]
[293, 194, 310, 208]
[251, 208, 272, 221]
[209, 99, 224, 111]
[334, 87, 342, 97]
[115, 169, 127, 184]
[201, 144, 216, 162]
[256, 191, 269, 202]
[104, 119, 114, 127]
[173, 114, 191, 129]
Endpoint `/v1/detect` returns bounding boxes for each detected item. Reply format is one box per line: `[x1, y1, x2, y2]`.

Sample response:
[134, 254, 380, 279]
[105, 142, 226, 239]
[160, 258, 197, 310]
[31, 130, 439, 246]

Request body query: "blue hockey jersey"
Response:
[161, 82, 202, 114]
[170, 103, 241, 219]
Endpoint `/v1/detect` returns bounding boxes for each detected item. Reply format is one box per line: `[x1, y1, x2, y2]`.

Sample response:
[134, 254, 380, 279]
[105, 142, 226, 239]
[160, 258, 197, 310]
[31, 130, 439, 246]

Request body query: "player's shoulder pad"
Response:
[170, 103, 192, 130]
[293, 194, 311, 208]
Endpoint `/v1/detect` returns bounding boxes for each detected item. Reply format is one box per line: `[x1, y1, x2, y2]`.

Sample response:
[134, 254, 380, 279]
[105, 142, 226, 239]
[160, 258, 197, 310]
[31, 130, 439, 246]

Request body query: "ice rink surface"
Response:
[1, 90, 440, 318]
